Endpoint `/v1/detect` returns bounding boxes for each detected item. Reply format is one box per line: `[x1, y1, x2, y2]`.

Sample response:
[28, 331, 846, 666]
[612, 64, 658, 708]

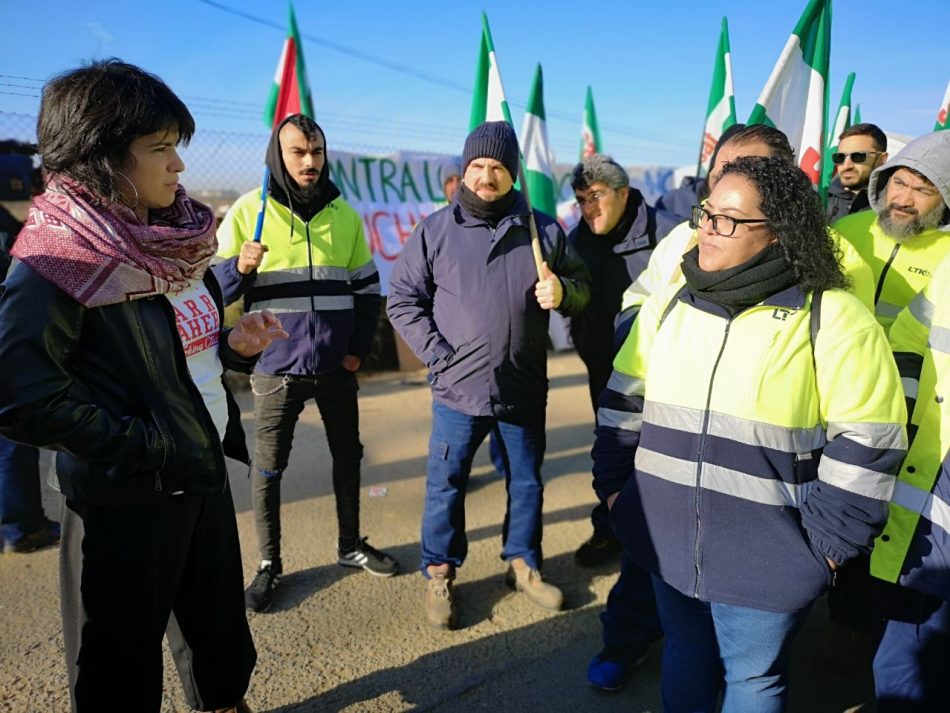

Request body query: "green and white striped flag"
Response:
[468, 12, 514, 131]
[748, 0, 831, 189]
[935, 80, 950, 132]
[521, 64, 557, 217]
[822, 71, 855, 190]
[580, 86, 603, 160]
[697, 17, 737, 176]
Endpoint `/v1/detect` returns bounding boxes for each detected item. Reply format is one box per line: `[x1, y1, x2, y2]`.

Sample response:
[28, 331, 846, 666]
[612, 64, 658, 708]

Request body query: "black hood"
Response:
[265, 115, 341, 222]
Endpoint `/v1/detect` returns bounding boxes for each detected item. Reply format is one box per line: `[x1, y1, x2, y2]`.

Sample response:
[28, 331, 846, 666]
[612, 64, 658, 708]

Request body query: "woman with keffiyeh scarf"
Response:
[0, 60, 286, 712]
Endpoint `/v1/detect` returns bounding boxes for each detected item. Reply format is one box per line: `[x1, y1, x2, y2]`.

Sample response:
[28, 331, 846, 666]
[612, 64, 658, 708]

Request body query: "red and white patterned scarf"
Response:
[12, 175, 217, 307]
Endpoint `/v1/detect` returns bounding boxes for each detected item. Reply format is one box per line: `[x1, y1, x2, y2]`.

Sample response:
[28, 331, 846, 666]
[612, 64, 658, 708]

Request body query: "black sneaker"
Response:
[338, 537, 398, 577]
[3, 520, 61, 554]
[574, 532, 623, 568]
[245, 564, 280, 612]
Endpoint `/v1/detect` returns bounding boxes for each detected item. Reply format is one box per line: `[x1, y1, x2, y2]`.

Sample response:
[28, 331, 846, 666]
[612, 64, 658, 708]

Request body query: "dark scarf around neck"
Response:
[680, 242, 796, 314]
[457, 183, 518, 227]
[266, 116, 341, 222]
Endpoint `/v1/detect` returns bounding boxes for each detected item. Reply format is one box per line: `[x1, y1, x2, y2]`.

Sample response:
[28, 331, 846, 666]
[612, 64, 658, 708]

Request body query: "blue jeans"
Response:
[652, 576, 811, 713]
[0, 434, 44, 542]
[873, 585, 950, 712]
[601, 554, 663, 651]
[421, 402, 545, 573]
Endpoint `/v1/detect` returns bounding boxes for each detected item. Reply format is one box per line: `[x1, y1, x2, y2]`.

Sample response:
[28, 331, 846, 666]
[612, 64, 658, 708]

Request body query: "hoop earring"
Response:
[114, 170, 139, 210]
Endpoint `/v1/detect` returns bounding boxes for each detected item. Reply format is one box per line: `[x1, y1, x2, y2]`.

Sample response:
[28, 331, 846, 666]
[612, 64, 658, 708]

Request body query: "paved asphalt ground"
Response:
[0, 353, 874, 712]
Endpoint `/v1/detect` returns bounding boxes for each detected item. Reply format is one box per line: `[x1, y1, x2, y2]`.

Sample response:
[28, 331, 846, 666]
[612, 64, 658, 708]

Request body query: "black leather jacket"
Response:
[0, 262, 255, 506]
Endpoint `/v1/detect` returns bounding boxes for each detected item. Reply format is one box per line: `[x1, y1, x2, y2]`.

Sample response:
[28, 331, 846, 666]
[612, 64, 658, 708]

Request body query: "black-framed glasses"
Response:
[689, 205, 769, 238]
[831, 151, 882, 165]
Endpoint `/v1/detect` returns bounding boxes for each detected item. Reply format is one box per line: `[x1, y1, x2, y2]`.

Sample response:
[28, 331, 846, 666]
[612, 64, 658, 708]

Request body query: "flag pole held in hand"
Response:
[252, 167, 270, 243]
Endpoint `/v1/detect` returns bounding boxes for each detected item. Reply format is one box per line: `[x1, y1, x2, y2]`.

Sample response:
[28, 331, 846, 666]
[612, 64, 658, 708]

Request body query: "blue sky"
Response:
[0, 0, 947, 168]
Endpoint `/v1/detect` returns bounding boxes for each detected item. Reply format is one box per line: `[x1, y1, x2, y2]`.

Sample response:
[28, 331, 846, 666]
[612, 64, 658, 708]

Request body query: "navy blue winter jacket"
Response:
[387, 192, 591, 417]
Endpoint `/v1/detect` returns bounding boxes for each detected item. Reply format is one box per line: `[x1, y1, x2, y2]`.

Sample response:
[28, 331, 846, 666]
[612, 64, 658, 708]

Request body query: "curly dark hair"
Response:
[37, 59, 194, 206]
[720, 156, 848, 292]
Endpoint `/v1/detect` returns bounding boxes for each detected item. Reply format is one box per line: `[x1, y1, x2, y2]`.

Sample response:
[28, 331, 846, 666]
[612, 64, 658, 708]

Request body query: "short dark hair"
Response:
[723, 125, 796, 166]
[283, 114, 325, 145]
[720, 156, 847, 293]
[37, 59, 194, 204]
[839, 123, 887, 152]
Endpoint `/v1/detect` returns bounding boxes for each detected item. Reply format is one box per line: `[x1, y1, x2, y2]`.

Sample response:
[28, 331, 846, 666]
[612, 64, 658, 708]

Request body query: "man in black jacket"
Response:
[826, 123, 888, 224]
[388, 121, 591, 629]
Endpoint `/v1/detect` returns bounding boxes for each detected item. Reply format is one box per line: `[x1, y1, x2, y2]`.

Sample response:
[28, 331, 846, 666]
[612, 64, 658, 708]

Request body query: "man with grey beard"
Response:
[835, 130, 950, 333]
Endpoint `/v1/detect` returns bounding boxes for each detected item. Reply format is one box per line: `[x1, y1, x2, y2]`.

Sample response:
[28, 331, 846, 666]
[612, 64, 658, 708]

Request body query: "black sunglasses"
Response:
[831, 151, 882, 166]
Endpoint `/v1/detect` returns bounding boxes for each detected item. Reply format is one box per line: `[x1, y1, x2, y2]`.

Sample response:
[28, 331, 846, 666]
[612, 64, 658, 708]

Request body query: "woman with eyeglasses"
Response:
[592, 155, 907, 712]
[0, 60, 288, 712]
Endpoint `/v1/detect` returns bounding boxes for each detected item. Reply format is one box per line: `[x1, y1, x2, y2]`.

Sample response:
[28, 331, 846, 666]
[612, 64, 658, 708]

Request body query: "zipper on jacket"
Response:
[873, 243, 901, 307]
[133, 306, 172, 492]
[693, 317, 733, 598]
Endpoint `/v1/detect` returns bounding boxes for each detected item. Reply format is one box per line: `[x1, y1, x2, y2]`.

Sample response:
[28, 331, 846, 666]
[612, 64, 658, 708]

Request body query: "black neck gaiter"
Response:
[680, 242, 796, 314]
[457, 183, 518, 227]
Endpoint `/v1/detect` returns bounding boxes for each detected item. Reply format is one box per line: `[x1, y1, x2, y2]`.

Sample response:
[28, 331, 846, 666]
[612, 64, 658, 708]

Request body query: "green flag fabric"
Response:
[580, 86, 603, 160]
[698, 17, 737, 176]
[853, 103, 862, 125]
[822, 71, 855, 192]
[936, 81, 950, 132]
[264, 2, 315, 128]
[521, 64, 557, 217]
[468, 13, 514, 131]
[748, 0, 831, 189]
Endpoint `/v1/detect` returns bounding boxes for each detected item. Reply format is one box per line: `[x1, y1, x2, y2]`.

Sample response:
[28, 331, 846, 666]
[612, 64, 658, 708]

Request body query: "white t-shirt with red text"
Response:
[167, 280, 228, 439]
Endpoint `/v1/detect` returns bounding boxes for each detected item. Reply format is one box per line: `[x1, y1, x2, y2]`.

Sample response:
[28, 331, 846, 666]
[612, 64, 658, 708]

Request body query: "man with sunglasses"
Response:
[826, 123, 889, 224]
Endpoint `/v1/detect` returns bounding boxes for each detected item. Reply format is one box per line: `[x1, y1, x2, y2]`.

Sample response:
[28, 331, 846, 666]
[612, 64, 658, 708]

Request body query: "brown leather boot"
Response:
[506, 558, 563, 611]
[424, 563, 457, 629]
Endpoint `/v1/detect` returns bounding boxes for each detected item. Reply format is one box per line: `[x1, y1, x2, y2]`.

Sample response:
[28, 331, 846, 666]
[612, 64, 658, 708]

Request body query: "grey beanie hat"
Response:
[463, 121, 520, 181]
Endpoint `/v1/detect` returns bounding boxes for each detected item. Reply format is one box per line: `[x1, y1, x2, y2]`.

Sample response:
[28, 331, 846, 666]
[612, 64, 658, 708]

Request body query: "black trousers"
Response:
[60, 487, 256, 712]
[251, 369, 363, 567]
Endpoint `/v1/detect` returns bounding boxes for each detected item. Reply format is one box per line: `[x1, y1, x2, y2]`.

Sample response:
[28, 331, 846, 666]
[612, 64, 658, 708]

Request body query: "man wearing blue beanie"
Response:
[388, 121, 591, 629]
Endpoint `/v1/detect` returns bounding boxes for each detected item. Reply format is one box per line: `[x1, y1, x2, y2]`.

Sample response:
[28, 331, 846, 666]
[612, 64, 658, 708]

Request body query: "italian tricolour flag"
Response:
[748, 0, 831, 190]
[521, 64, 557, 218]
[263, 2, 314, 128]
[698, 17, 736, 176]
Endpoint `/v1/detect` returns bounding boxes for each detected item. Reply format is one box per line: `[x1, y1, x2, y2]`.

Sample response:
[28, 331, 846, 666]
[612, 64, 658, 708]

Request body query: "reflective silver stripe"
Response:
[606, 371, 645, 396]
[252, 295, 354, 313]
[626, 279, 651, 297]
[255, 266, 350, 286]
[643, 402, 825, 453]
[930, 325, 950, 355]
[826, 422, 907, 451]
[876, 301, 902, 319]
[598, 407, 643, 431]
[349, 262, 379, 281]
[908, 291, 936, 329]
[892, 480, 950, 534]
[636, 448, 804, 507]
[901, 377, 920, 401]
[819, 456, 897, 500]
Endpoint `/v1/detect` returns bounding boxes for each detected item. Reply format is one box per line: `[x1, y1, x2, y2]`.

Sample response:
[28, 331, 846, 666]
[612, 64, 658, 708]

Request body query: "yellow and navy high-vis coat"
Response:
[594, 284, 907, 613]
[872, 256, 950, 599]
[213, 189, 381, 376]
[835, 211, 950, 333]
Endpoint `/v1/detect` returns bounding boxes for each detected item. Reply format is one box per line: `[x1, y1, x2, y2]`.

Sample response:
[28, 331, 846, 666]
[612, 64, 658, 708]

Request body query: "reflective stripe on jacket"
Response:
[872, 257, 950, 600]
[213, 190, 380, 376]
[594, 284, 906, 612]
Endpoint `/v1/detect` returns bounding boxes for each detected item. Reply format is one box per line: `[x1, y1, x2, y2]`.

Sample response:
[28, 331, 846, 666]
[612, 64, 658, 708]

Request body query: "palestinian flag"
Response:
[821, 71, 855, 190]
[936, 80, 950, 131]
[748, 0, 831, 189]
[264, 2, 314, 128]
[469, 12, 514, 130]
[521, 64, 557, 217]
[698, 17, 737, 176]
[580, 86, 603, 159]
